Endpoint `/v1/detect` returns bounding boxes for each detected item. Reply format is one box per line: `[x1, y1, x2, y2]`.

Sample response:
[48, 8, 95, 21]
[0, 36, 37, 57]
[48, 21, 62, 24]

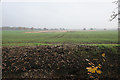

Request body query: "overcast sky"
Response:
[2, 0, 117, 29]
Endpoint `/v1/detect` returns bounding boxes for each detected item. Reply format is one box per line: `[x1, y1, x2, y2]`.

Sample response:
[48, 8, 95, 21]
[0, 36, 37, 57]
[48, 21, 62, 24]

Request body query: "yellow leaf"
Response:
[98, 64, 101, 66]
[88, 63, 92, 65]
[103, 58, 106, 62]
[86, 65, 103, 74]
[97, 64, 102, 68]
[102, 53, 105, 57]
[86, 67, 92, 70]
[92, 66, 95, 68]
[86, 67, 97, 73]
[96, 70, 102, 74]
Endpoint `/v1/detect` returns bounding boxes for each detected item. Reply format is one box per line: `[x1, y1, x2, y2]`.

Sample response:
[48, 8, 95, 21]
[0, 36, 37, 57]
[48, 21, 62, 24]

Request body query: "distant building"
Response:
[90, 28, 94, 30]
[104, 28, 107, 30]
[83, 28, 86, 30]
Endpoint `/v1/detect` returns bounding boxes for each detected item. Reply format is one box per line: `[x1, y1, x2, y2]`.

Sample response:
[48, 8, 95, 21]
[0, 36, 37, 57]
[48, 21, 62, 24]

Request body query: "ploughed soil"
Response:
[2, 45, 120, 79]
[24, 30, 68, 33]
[24, 30, 97, 33]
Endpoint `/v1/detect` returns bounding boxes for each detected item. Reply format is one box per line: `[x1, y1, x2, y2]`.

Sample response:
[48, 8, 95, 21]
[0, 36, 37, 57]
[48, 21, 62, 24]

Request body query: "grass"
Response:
[81, 44, 119, 47]
[2, 43, 53, 46]
[2, 30, 118, 46]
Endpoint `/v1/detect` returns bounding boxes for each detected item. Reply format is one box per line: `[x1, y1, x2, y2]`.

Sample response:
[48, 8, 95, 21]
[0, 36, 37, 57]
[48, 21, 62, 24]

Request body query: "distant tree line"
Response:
[2, 27, 31, 30]
[2, 26, 107, 31]
[2, 27, 66, 30]
[83, 28, 107, 30]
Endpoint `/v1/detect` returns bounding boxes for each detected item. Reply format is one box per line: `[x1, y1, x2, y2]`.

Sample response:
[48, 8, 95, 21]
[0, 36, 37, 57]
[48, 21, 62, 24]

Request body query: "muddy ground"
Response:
[2, 45, 120, 79]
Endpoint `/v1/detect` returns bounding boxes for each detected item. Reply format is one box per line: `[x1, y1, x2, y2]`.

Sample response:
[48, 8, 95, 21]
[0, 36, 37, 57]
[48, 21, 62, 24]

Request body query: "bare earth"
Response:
[24, 30, 68, 33]
[24, 30, 98, 33]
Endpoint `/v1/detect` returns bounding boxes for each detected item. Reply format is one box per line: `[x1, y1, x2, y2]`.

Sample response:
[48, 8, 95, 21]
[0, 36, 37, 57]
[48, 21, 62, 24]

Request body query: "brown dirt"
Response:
[24, 30, 68, 33]
[2, 45, 120, 79]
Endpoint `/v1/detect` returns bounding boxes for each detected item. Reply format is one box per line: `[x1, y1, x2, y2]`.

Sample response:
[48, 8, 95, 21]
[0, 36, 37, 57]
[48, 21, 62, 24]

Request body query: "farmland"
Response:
[2, 30, 120, 79]
[2, 30, 118, 46]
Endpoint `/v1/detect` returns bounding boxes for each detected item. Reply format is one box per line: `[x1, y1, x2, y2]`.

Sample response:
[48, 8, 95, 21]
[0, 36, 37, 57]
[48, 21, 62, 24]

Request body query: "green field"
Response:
[2, 30, 120, 79]
[2, 30, 118, 46]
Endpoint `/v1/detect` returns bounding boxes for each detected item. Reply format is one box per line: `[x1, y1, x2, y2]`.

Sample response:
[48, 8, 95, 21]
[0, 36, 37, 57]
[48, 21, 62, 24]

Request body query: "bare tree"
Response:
[110, 0, 119, 21]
